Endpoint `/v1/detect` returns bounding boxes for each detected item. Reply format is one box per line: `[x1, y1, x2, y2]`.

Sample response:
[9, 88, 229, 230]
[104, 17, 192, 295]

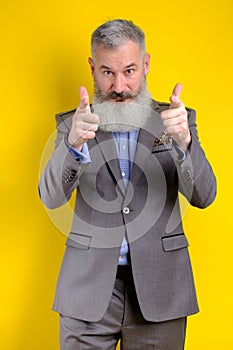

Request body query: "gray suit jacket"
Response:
[39, 100, 216, 322]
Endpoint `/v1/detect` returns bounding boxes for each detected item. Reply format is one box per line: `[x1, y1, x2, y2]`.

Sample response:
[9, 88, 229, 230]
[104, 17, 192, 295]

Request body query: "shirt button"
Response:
[123, 207, 130, 214]
[122, 172, 126, 177]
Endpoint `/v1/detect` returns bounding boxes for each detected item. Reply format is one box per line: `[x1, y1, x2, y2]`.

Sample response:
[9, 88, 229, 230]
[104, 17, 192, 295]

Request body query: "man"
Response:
[39, 19, 216, 350]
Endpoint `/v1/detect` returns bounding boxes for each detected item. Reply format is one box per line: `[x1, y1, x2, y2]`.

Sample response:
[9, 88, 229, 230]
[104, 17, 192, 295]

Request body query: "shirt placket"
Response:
[119, 133, 130, 188]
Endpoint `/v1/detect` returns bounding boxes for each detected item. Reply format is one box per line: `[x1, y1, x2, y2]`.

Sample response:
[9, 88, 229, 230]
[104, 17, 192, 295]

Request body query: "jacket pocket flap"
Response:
[152, 143, 172, 153]
[66, 233, 91, 250]
[162, 234, 189, 252]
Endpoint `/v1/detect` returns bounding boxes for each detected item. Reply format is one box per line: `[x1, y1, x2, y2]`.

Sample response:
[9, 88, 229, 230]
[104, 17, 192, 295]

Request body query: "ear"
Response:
[88, 57, 95, 78]
[144, 53, 150, 76]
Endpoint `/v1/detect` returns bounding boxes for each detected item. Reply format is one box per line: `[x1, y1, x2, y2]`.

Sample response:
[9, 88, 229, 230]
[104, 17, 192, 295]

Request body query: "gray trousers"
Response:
[60, 266, 187, 350]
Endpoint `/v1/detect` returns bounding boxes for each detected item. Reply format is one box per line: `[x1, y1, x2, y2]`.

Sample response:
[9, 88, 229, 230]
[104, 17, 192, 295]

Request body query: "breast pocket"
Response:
[152, 143, 173, 153]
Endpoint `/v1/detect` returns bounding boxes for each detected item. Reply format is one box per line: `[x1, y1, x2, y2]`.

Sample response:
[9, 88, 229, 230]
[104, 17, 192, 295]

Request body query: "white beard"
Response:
[91, 83, 152, 132]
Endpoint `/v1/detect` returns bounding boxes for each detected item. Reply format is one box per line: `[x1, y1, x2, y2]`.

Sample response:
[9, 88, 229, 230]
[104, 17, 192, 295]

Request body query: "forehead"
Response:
[93, 40, 142, 68]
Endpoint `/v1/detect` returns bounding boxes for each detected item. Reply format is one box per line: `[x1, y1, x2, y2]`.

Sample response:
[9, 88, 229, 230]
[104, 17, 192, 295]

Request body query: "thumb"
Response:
[169, 83, 183, 109]
[78, 86, 91, 112]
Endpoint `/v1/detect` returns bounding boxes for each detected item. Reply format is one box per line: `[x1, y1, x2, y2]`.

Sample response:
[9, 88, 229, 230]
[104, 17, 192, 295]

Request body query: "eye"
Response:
[104, 70, 113, 76]
[126, 69, 134, 75]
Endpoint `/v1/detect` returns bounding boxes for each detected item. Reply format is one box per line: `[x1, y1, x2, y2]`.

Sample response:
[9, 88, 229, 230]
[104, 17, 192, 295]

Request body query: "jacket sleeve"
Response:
[173, 108, 217, 208]
[39, 111, 87, 209]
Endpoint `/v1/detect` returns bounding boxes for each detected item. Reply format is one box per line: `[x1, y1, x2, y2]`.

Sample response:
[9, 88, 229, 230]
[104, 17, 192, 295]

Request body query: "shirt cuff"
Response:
[173, 142, 186, 162]
[64, 134, 91, 163]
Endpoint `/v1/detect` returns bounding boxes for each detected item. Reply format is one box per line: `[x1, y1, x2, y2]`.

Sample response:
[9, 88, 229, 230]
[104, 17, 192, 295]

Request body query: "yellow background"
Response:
[1, 1, 232, 349]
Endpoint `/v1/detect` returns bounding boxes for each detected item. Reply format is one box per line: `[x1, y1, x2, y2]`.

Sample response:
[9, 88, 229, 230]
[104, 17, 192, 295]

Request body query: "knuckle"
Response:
[94, 114, 100, 123]
[160, 111, 165, 118]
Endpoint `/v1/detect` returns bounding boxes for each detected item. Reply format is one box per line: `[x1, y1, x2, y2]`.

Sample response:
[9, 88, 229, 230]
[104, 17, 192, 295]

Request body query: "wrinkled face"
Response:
[88, 40, 150, 102]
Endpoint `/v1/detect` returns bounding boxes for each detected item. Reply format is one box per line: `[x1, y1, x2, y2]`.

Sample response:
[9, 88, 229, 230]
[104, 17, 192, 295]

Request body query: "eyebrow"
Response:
[99, 65, 111, 70]
[99, 63, 138, 70]
[125, 63, 138, 68]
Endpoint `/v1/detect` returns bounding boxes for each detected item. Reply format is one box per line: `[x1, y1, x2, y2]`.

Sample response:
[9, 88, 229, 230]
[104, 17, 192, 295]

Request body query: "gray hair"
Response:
[91, 19, 146, 57]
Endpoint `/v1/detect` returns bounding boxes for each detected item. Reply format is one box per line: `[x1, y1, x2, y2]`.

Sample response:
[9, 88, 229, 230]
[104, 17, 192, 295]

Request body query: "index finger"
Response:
[78, 86, 91, 112]
[169, 83, 183, 109]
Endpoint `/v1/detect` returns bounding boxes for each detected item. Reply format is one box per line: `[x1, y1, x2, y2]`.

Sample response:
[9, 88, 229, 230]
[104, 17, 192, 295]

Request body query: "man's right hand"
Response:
[68, 86, 99, 150]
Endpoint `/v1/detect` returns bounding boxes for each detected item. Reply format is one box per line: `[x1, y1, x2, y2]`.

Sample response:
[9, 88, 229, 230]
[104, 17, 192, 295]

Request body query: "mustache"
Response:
[96, 90, 138, 102]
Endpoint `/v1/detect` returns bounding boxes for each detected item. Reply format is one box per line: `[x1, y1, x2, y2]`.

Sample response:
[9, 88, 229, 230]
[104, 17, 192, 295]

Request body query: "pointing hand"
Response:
[68, 87, 99, 150]
[160, 83, 191, 152]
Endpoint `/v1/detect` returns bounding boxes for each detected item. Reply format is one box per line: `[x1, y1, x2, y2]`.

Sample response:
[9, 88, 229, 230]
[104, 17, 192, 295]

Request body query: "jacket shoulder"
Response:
[151, 99, 196, 118]
[56, 109, 76, 124]
[55, 109, 76, 131]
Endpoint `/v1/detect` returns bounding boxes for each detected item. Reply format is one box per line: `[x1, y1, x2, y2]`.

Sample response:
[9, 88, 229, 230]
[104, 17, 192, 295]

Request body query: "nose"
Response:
[113, 74, 126, 93]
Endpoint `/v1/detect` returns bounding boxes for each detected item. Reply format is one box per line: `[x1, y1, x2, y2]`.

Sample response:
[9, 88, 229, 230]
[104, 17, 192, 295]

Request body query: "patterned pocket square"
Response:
[152, 132, 173, 152]
[153, 132, 172, 147]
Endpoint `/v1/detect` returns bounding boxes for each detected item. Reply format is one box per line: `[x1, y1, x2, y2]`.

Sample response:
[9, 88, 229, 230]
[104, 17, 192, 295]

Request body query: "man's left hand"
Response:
[160, 83, 191, 152]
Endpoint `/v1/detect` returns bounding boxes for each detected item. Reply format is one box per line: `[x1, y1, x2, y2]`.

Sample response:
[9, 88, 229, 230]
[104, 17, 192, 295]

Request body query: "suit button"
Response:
[123, 207, 130, 214]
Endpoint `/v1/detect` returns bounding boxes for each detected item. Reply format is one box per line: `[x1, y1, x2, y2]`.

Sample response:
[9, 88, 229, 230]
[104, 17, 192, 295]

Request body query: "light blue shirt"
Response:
[112, 130, 139, 264]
